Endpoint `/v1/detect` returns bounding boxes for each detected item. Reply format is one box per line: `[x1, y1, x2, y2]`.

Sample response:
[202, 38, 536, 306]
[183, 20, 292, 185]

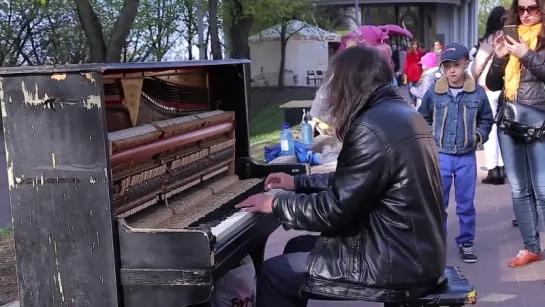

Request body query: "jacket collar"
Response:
[434, 73, 475, 94]
[353, 84, 402, 118]
[368, 84, 402, 106]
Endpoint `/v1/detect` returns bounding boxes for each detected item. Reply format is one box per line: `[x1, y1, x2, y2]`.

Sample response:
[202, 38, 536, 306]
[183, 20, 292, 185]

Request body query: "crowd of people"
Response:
[236, 0, 545, 306]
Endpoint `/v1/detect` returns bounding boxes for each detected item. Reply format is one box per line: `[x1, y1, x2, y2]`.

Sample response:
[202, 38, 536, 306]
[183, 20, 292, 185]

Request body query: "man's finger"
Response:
[264, 175, 280, 186]
[235, 200, 252, 208]
[242, 206, 259, 213]
[266, 183, 280, 190]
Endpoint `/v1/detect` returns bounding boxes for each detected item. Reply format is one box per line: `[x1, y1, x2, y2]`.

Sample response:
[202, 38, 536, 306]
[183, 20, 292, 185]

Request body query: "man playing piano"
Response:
[236, 45, 447, 306]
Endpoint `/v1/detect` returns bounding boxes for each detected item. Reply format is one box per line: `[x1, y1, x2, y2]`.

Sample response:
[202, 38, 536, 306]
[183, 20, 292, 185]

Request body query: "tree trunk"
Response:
[225, 0, 252, 59]
[74, 0, 140, 63]
[277, 25, 287, 89]
[208, 0, 222, 60]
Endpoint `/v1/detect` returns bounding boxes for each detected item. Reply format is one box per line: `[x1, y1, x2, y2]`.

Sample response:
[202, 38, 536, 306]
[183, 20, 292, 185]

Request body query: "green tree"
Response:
[74, 0, 140, 63]
[224, 0, 316, 89]
[0, 0, 45, 66]
[478, 0, 511, 38]
[209, 0, 222, 59]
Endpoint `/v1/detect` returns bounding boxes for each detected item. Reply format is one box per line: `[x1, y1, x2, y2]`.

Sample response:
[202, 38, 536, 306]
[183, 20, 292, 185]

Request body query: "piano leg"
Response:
[249, 237, 268, 277]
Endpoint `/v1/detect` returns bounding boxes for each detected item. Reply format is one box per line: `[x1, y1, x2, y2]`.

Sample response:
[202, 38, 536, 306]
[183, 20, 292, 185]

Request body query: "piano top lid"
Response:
[0, 59, 251, 76]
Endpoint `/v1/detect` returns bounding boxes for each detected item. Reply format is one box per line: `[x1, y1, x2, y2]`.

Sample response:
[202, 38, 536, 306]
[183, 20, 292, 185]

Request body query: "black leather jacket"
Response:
[486, 49, 545, 110]
[272, 85, 447, 302]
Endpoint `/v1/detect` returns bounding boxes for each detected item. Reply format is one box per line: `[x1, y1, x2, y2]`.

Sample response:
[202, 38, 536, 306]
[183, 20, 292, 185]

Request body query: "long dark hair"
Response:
[481, 6, 507, 41]
[409, 39, 421, 53]
[325, 45, 394, 141]
[505, 0, 545, 50]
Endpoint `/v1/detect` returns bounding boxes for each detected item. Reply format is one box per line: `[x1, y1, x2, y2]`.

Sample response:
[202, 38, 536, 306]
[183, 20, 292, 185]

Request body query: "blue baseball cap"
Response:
[439, 43, 470, 65]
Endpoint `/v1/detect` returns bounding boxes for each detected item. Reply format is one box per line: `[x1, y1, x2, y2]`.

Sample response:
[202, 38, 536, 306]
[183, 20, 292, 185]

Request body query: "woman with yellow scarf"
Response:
[486, 0, 545, 269]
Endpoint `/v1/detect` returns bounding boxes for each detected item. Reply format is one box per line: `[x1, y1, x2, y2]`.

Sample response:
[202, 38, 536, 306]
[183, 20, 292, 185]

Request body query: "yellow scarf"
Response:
[504, 24, 542, 101]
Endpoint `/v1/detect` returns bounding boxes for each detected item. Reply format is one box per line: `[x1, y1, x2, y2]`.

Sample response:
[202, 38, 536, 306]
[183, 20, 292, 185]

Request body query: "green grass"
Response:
[0, 227, 13, 237]
[249, 103, 285, 161]
[249, 103, 284, 144]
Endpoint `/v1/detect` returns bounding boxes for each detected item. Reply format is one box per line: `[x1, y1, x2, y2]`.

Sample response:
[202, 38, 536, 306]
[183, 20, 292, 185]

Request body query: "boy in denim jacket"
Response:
[418, 43, 493, 263]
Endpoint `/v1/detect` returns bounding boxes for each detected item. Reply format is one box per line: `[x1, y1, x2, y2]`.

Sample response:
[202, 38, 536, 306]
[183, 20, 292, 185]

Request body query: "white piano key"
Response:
[210, 188, 283, 243]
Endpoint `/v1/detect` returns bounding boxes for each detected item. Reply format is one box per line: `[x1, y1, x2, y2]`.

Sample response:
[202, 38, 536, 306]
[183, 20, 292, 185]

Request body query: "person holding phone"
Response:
[486, 0, 545, 268]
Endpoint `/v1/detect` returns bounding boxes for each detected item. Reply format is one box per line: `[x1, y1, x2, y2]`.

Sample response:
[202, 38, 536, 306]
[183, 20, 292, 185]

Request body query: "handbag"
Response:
[496, 102, 545, 142]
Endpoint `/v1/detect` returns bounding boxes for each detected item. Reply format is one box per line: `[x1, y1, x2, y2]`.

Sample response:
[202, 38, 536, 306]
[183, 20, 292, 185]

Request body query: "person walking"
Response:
[405, 39, 423, 102]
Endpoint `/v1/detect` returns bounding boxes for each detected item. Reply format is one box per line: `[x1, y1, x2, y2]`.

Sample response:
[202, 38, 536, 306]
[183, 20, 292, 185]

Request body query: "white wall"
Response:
[249, 41, 281, 86]
[249, 39, 330, 86]
[290, 40, 330, 86]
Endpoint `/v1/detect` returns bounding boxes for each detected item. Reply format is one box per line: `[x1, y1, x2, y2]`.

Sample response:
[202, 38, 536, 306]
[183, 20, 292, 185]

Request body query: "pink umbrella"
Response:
[337, 24, 413, 68]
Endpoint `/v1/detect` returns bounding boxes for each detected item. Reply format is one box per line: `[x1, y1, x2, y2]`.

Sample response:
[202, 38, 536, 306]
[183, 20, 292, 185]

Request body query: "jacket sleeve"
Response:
[418, 90, 434, 128]
[471, 42, 494, 81]
[475, 88, 494, 145]
[410, 73, 434, 100]
[520, 50, 545, 83]
[485, 55, 508, 91]
[271, 124, 389, 232]
[294, 173, 334, 194]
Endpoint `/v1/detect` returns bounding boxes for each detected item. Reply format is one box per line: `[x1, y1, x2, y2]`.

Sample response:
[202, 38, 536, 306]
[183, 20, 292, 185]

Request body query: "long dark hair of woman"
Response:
[325, 45, 394, 141]
[481, 6, 506, 41]
[505, 0, 545, 50]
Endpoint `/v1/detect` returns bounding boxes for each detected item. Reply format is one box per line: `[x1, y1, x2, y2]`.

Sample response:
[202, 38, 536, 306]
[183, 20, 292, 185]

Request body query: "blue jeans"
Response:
[498, 132, 545, 254]
[256, 235, 318, 307]
[439, 152, 477, 246]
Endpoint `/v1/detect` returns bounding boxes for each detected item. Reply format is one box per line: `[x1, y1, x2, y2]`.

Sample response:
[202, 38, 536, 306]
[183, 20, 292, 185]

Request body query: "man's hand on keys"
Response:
[236, 193, 274, 213]
[264, 173, 295, 191]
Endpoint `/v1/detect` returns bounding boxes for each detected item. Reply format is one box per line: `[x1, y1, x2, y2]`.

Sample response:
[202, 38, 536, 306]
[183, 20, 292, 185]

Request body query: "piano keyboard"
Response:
[209, 189, 281, 243]
[127, 176, 282, 245]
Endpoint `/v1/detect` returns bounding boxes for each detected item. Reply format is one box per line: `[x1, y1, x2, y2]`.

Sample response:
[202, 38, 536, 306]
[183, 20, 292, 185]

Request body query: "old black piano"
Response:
[0, 60, 309, 307]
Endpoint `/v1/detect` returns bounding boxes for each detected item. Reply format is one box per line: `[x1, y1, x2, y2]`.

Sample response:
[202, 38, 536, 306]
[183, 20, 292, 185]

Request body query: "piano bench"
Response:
[305, 266, 476, 307]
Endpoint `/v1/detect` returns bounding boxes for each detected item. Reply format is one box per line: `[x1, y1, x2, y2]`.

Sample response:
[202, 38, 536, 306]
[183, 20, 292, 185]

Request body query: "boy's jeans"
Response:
[439, 152, 477, 246]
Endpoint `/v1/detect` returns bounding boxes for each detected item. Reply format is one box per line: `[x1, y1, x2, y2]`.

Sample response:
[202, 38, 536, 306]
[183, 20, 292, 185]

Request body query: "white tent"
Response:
[249, 20, 341, 43]
[249, 21, 340, 87]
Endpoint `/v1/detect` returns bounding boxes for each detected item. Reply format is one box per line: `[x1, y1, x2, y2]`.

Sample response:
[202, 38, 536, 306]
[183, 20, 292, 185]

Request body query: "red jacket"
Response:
[405, 50, 423, 82]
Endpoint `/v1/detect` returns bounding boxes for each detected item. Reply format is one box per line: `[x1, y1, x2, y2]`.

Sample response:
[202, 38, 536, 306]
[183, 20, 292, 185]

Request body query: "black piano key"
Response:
[187, 182, 264, 229]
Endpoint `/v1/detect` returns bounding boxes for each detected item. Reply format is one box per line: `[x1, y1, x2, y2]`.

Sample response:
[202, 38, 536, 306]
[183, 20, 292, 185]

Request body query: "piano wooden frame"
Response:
[0, 60, 310, 307]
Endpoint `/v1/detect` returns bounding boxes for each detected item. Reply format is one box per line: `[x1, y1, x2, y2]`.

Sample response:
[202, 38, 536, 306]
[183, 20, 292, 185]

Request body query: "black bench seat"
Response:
[305, 266, 476, 307]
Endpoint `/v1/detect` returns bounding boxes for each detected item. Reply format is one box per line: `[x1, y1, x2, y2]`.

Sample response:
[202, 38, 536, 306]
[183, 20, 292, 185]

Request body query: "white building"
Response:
[311, 0, 479, 50]
[248, 21, 341, 87]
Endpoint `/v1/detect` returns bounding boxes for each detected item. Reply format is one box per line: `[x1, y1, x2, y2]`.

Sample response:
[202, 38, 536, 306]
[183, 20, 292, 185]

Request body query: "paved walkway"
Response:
[264, 150, 545, 307]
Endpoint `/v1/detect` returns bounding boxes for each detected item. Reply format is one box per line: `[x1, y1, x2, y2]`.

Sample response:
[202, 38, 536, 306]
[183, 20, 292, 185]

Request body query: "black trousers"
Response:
[255, 235, 318, 307]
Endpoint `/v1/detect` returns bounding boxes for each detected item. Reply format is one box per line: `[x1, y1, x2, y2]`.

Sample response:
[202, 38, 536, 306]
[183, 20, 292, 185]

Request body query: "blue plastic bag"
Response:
[264, 141, 321, 165]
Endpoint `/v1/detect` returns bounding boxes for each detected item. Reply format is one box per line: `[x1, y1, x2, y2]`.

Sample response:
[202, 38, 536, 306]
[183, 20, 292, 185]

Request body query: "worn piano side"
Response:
[0, 60, 309, 307]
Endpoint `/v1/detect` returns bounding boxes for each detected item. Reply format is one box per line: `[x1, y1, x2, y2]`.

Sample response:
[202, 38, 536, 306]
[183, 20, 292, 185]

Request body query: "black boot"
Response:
[481, 167, 501, 184]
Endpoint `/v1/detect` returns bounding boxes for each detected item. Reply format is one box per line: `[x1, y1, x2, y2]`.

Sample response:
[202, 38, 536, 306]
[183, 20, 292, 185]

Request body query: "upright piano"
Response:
[0, 60, 309, 307]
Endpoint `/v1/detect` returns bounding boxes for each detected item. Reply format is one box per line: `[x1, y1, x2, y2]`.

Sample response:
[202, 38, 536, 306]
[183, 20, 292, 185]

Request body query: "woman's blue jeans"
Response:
[498, 131, 545, 254]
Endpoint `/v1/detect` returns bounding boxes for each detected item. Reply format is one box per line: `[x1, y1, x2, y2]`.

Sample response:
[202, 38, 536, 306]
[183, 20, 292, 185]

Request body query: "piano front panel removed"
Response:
[0, 60, 310, 307]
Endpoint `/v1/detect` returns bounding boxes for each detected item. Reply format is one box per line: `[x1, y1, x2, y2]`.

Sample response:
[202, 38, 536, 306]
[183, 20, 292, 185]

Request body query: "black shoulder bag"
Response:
[496, 100, 545, 143]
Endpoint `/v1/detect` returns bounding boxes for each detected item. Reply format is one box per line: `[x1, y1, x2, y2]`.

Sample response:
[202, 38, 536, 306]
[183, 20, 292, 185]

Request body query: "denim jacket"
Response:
[418, 74, 493, 154]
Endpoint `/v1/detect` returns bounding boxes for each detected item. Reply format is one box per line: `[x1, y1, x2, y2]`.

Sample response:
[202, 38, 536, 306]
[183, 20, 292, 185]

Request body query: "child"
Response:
[410, 52, 442, 109]
[418, 43, 494, 263]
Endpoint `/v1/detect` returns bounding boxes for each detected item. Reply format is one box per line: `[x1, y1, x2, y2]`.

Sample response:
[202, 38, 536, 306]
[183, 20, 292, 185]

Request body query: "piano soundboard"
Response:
[108, 108, 269, 247]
